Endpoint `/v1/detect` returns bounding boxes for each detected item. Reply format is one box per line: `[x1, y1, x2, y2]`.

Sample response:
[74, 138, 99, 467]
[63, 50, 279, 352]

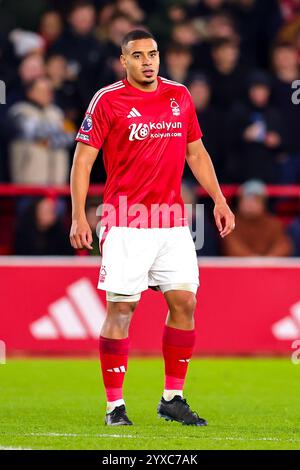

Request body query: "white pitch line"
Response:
[1, 433, 300, 444]
[0, 446, 32, 450]
[32, 433, 135, 438]
[210, 436, 300, 442]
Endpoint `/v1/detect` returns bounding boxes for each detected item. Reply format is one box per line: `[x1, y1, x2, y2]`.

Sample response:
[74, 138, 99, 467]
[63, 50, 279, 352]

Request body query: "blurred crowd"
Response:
[0, 0, 299, 256]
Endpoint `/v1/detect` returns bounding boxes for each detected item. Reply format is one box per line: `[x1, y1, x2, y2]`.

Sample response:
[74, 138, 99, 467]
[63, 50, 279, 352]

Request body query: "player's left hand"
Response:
[213, 198, 235, 238]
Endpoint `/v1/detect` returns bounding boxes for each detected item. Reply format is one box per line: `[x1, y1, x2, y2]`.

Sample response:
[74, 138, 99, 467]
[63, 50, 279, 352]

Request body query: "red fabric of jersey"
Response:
[76, 77, 202, 228]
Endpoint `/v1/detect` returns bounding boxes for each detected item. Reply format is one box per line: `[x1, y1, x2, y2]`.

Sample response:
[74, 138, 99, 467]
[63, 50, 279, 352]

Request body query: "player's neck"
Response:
[126, 76, 158, 92]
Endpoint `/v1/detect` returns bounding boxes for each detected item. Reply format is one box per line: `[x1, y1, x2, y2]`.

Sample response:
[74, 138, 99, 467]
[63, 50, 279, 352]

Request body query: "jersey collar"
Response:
[123, 76, 161, 97]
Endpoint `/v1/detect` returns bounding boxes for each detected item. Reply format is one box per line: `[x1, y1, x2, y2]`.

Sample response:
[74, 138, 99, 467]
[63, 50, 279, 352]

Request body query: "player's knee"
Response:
[185, 295, 197, 314]
[181, 296, 197, 319]
[115, 301, 138, 315]
[170, 294, 197, 323]
[108, 301, 137, 324]
[169, 293, 197, 319]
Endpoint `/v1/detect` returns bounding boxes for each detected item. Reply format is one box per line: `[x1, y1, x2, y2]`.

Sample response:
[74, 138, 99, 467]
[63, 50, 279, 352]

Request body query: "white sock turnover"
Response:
[163, 390, 183, 401]
[106, 399, 125, 413]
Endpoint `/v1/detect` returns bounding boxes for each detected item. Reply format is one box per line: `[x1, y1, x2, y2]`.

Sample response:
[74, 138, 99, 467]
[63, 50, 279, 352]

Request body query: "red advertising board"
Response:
[0, 257, 299, 355]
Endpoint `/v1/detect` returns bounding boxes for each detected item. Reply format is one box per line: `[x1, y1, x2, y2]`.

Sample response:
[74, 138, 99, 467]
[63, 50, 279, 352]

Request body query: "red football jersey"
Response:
[76, 76, 202, 228]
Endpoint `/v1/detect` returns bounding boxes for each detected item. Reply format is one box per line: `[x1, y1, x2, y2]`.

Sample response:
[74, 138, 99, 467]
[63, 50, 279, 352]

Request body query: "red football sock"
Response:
[162, 325, 196, 391]
[99, 336, 129, 402]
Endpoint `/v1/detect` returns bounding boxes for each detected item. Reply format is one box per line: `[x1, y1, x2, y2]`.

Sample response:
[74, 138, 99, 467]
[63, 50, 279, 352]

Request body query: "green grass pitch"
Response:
[0, 357, 299, 450]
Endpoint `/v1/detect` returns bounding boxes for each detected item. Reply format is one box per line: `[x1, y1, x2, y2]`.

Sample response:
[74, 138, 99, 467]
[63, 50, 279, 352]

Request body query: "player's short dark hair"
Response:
[121, 30, 157, 52]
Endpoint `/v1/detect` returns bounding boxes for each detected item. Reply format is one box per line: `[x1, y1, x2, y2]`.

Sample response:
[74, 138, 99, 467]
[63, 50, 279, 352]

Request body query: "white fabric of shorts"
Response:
[106, 283, 198, 302]
[97, 226, 199, 296]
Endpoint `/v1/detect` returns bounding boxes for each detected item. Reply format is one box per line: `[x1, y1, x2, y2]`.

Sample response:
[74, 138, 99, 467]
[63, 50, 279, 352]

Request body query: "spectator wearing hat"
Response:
[225, 71, 285, 183]
[222, 180, 292, 257]
[9, 29, 45, 58]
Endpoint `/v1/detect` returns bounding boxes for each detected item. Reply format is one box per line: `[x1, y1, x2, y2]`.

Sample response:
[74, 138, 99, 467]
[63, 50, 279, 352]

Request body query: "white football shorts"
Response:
[97, 226, 199, 297]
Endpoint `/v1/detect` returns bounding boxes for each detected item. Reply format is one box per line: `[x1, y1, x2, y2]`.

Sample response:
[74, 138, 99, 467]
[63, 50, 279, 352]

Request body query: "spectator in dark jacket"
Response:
[95, 14, 133, 86]
[46, 53, 80, 122]
[163, 43, 193, 85]
[15, 197, 74, 255]
[288, 215, 300, 257]
[39, 10, 63, 50]
[187, 74, 225, 182]
[271, 42, 300, 183]
[50, 1, 106, 105]
[226, 71, 285, 183]
[209, 38, 251, 110]
[7, 52, 46, 107]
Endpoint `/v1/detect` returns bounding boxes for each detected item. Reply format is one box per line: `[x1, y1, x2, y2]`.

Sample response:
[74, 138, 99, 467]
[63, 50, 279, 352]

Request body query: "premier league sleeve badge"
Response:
[81, 114, 93, 132]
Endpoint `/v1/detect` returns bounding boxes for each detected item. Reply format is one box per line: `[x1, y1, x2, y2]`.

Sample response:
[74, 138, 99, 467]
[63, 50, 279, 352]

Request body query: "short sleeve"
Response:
[75, 93, 112, 149]
[186, 91, 203, 143]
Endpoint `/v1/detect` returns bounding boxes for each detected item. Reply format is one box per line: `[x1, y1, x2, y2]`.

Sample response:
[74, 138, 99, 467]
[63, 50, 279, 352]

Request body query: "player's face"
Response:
[121, 38, 160, 85]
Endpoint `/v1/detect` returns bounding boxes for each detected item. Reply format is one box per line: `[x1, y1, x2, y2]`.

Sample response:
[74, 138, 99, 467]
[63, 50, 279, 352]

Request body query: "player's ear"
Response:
[120, 54, 126, 70]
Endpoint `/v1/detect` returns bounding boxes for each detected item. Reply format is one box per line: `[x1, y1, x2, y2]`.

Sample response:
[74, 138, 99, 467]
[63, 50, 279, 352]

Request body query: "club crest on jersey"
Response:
[170, 98, 180, 116]
[128, 123, 149, 141]
[81, 114, 93, 132]
[99, 265, 107, 283]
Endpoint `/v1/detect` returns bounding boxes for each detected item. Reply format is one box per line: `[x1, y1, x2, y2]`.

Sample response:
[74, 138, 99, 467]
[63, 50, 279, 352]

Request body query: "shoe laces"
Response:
[111, 405, 125, 417]
[180, 398, 200, 419]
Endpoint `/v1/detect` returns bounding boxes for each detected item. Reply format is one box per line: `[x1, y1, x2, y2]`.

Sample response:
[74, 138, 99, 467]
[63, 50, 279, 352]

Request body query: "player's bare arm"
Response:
[70, 142, 98, 250]
[186, 138, 235, 238]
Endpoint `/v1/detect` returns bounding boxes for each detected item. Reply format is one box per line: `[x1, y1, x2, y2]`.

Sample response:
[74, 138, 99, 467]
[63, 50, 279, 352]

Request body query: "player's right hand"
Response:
[70, 218, 93, 250]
